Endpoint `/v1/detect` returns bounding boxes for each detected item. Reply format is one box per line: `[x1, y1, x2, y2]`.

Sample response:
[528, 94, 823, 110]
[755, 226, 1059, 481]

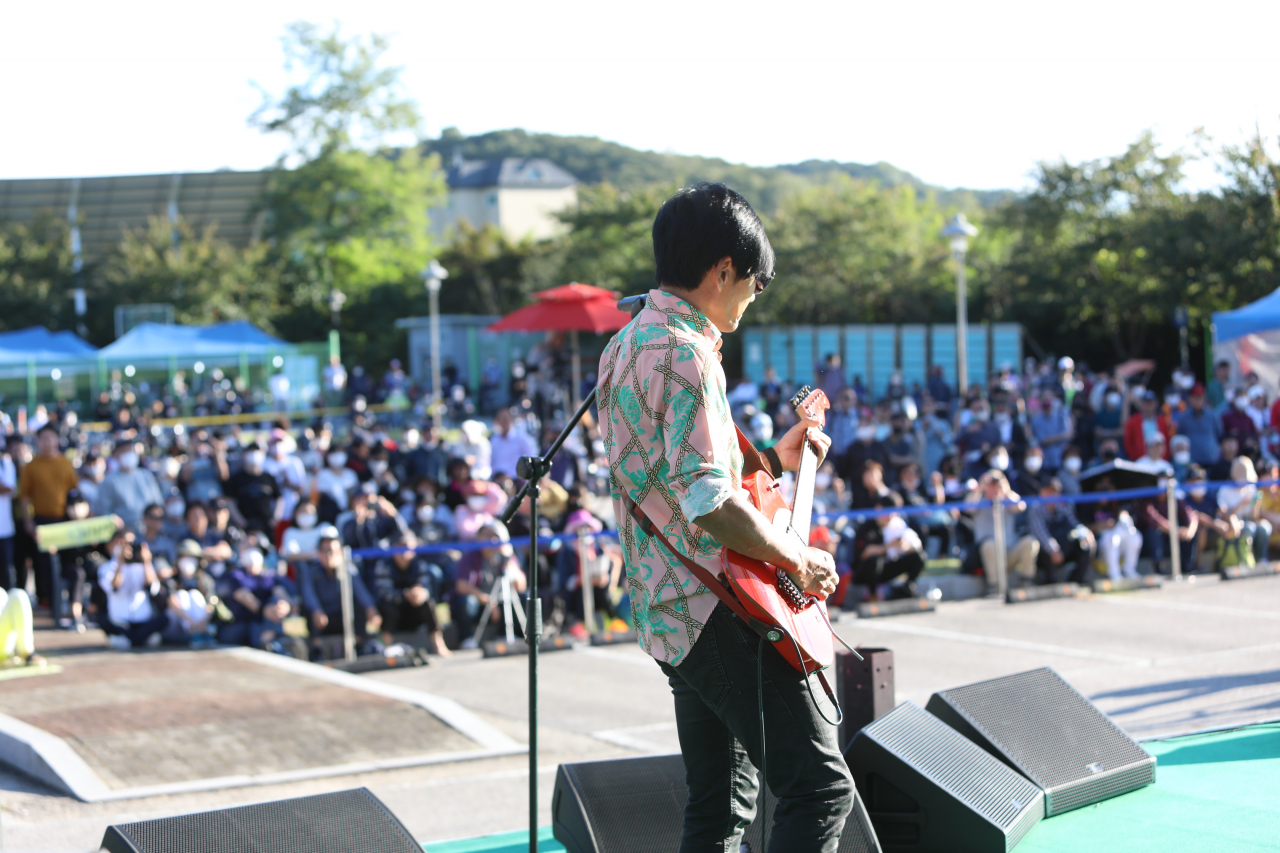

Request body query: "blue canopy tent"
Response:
[0, 326, 98, 366]
[1213, 289, 1280, 392]
[96, 320, 319, 410]
[97, 320, 285, 361]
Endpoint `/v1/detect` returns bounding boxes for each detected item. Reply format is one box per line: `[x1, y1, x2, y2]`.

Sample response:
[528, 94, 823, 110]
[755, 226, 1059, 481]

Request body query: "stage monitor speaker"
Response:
[100, 788, 419, 853]
[837, 647, 895, 749]
[925, 667, 1155, 816]
[552, 754, 882, 853]
[845, 702, 1044, 853]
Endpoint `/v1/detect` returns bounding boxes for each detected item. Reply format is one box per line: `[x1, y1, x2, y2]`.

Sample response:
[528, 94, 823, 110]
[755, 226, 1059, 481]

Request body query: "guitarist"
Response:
[598, 183, 854, 852]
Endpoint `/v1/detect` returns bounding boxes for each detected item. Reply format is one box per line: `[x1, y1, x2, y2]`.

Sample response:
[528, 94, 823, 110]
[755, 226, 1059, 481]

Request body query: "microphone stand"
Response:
[502, 390, 596, 853]
[502, 293, 644, 853]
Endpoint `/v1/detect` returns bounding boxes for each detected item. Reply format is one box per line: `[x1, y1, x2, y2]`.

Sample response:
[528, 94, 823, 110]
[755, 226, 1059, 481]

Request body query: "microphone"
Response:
[616, 294, 646, 319]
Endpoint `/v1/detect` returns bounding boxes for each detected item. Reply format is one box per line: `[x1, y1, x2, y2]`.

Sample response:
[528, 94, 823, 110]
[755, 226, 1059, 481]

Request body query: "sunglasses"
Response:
[754, 272, 775, 295]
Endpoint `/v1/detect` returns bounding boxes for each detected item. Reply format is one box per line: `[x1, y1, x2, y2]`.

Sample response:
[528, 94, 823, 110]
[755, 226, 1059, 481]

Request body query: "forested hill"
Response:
[421, 128, 1012, 213]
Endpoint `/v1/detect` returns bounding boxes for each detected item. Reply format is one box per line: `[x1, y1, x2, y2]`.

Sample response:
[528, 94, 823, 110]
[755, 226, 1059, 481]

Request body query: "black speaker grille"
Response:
[108, 788, 420, 853]
[559, 754, 881, 853]
[932, 667, 1155, 815]
[564, 755, 688, 853]
[864, 703, 1044, 837]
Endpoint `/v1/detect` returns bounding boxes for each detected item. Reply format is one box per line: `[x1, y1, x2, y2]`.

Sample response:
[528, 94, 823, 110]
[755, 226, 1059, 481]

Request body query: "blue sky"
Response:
[3, 0, 1277, 191]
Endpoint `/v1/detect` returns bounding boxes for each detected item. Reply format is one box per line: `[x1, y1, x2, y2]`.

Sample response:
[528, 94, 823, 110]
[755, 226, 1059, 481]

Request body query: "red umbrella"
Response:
[487, 284, 633, 408]
[486, 283, 630, 335]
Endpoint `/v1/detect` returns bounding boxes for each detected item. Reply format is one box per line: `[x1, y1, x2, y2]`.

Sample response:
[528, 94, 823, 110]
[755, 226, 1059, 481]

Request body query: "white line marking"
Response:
[846, 621, 1151, 665]
[1092, 596, 1280, 622]
[591, 722, 679, 753]
[847, 619, 1280, 669]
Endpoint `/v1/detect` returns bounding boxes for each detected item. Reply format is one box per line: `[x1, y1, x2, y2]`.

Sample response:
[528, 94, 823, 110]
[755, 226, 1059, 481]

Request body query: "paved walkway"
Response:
[2, 575, 1277, 852]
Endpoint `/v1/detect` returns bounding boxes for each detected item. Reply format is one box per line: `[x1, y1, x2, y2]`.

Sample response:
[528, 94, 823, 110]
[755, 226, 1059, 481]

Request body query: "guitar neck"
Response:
[788, 436, 819, 545]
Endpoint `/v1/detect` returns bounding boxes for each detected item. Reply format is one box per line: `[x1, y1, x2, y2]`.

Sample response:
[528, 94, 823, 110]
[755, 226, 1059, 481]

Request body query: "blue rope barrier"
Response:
[346, 477, 1279, 559]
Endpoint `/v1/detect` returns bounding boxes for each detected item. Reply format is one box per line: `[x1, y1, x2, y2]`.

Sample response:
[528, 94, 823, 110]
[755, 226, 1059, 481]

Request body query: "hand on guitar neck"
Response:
[694, 402, 836, 598]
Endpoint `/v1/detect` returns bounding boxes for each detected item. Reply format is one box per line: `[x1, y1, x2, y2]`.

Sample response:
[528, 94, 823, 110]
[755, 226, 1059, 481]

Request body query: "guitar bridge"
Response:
[776, 569, 809, 612]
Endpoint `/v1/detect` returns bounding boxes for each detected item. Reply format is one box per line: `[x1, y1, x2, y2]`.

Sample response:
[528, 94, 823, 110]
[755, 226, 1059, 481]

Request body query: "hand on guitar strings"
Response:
[772, 416, 832, 472]
[786, 546, 838, 598]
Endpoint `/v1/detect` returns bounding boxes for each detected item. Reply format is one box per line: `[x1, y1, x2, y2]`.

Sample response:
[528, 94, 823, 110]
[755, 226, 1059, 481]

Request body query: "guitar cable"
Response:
[757, 635, 769, 853]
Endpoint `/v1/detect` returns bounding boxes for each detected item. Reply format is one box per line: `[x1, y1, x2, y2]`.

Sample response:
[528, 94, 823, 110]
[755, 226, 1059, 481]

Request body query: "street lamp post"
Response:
[423, 260, 449, 428]
[941, 214, 979, 397]
[329, 288, 346, 330]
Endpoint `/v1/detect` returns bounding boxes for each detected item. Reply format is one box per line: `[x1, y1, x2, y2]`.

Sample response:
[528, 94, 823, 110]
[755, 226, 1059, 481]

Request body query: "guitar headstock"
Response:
[789, 385, 831, 428]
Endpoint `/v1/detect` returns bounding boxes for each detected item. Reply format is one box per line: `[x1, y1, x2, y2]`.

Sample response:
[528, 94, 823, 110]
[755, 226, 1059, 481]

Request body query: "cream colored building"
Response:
[429, 157, 577, 243]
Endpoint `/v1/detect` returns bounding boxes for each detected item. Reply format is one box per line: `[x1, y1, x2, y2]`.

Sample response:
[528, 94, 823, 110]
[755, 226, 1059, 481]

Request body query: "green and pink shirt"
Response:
[598, 289, 745, 664]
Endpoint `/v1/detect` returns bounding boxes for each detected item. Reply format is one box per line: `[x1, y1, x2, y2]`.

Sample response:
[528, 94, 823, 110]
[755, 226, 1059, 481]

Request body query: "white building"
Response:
[429, 157, 578, 243]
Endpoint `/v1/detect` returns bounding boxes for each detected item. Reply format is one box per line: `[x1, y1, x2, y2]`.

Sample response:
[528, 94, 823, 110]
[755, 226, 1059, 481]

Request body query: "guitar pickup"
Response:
[775, 569, 809, 613]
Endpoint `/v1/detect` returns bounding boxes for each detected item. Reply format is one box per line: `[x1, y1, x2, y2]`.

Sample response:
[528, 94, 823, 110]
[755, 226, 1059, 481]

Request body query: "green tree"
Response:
[102, 216, 280, 333]
[0, 213, 80, 335]
[752, 176, 959, 326]
[250, 21, 446, 369]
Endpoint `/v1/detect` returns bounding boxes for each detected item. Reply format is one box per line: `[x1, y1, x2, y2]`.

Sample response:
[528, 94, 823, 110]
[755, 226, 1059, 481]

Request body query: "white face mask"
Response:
[118, 451, 139, 471]
[369, 460, 388, 476]
[990, 453, 1010, 471]
[1235, 397, 1249, 410]
[416, 505, 435, 523]
[1106, 393, 1123, 408]
[178, 556, 199, 578]
[328, 452, 347, 468]
[973, 409, 990, 423]
[1190, 487, 1207, 500]
[166, 500, 186, 519]
[815, 472, 833, 491]
[856, 426, 877, 442]
[1024, 456, 1043, 473]
[1174, 451, 1192, 465]
[163, 457, 182, 479]
[296, 512, 317, 529]
[467, 495, 488, 511]
[1063, 457, 1082, 474]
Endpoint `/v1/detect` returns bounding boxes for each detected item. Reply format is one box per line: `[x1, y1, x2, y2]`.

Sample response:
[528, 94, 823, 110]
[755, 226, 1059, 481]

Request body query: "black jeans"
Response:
[658, 602, 855, 853]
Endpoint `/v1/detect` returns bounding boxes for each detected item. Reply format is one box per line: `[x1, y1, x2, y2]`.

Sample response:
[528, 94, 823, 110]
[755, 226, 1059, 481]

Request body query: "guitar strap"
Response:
[618, 490, 781, 644]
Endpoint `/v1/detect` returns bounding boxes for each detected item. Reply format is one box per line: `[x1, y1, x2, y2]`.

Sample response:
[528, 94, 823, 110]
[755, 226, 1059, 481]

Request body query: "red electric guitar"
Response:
[722, 385, 836, 674]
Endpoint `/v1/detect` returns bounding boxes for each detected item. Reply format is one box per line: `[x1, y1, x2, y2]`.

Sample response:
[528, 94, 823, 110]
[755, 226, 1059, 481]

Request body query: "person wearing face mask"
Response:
[896, 462, 950, 556]
[838, 423, 890, 498]
[1057, 447, 1084, 495]
[1135, 474, 1198, 575]
[453, 479, 506, 541]
[313, 447, 359, 523]
[179, 432, 230, 504]
[1168, 435, 1194, 482]
[264, 430, 308, 522]
[95, 439, 164, 534]
[1014, 446, 1047, 497]
[1028, 478, 1096, 584]
[1029, 393, 1072, 473]
[1134, 433, 1174, 477]
[366, 446, 399, 501]
[76, 453, 106, 510]
[812, 461, 849, 516]
[1220, 389, 1259, 444]
[224, 447, 281, 534]
[1094, 386, 1126, 450]
[1176, 383, 1223, 466]
[281, 500, 324, 566]
[372, 531, 451, 656]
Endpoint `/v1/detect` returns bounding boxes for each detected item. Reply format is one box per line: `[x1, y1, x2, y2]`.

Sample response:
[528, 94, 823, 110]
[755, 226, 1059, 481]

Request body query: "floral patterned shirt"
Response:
[598, 289, 744, 664]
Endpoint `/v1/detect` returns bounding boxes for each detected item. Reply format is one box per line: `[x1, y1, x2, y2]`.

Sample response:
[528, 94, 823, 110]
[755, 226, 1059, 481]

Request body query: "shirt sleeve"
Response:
[662, 342, 739, 522]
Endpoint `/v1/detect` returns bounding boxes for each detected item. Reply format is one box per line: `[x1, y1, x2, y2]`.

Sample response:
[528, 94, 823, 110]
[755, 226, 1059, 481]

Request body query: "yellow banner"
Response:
[35, 516, 119, 553]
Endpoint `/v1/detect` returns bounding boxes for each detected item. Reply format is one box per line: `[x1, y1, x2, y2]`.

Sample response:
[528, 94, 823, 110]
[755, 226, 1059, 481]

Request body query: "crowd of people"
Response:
[727, 355, 1280, 603]
[0, 387, 625, 663]
[2, 345, 1277, 667]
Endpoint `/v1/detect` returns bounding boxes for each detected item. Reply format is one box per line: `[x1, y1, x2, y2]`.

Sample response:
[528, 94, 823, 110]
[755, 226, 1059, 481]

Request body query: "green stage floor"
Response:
[424, 722, 1280, 853]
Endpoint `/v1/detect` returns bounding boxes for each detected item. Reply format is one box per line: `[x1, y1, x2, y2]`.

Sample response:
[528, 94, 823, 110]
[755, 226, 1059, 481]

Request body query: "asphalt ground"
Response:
[2, 574, 1278, 852]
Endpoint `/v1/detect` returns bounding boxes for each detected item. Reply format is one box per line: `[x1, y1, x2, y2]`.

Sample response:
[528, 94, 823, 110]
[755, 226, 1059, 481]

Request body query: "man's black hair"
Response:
[36, 423, 59, 437]
[652, 182, 774, 291]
